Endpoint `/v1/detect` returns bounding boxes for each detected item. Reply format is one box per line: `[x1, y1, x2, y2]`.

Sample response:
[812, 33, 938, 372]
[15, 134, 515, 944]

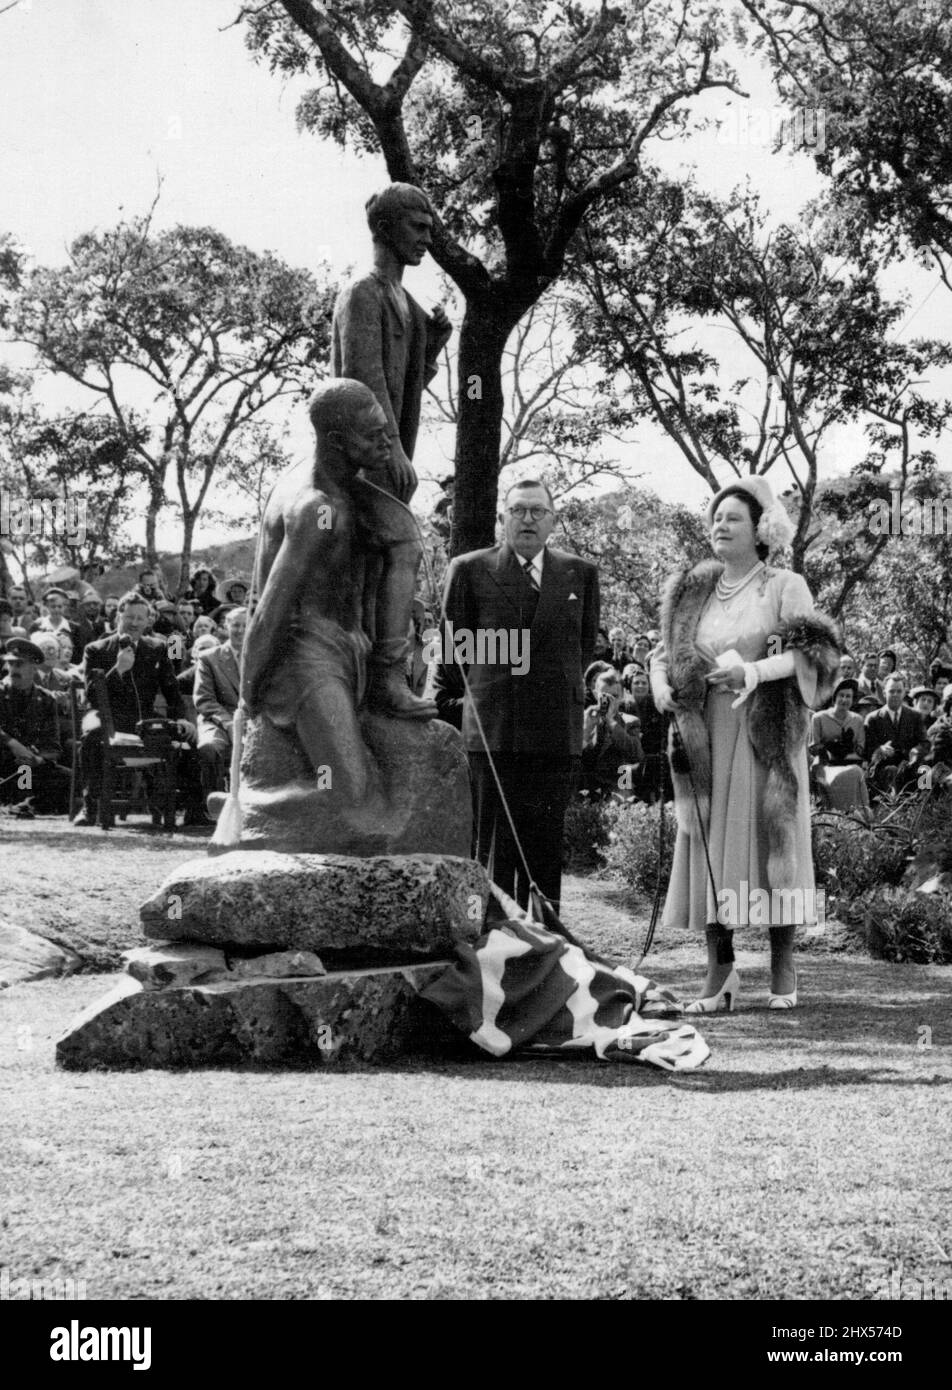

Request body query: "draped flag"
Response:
[422, 886, 710, 1071]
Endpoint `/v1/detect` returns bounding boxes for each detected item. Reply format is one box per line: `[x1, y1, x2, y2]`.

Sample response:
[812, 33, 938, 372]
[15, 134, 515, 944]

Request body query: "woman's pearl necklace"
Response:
[715, 559, 764, 602]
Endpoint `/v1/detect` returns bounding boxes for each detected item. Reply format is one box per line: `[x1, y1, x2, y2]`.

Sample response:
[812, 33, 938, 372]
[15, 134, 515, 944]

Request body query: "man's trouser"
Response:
[468, 752, 578, 915]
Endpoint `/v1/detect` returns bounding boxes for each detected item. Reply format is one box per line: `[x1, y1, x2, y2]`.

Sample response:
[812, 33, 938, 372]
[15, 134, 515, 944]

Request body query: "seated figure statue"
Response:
[237, 378, 469, 856]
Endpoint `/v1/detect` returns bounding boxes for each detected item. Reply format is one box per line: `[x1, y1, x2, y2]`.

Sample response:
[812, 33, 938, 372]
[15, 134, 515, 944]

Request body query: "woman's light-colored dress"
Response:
[810, 709, 870, 813]
[658, 566, 819, 934]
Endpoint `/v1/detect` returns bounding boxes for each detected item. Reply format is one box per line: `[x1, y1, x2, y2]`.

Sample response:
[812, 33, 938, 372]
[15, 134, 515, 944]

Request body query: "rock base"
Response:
[235, 710, 472, 857]
[55, 962, 459, 1069]
[140, 851, 490, 964]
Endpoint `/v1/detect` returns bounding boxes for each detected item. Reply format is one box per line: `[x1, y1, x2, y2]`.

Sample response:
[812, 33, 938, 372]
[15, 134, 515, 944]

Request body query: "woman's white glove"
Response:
[731, 648, 796, 708]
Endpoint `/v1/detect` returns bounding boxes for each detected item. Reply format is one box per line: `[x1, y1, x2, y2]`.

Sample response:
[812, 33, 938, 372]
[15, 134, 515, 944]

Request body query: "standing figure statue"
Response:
[332, 182, 452, 720]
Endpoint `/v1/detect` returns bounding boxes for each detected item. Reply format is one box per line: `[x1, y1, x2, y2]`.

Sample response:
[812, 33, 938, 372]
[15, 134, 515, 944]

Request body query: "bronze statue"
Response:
[243, 379, 387, 808]
[331, 182, 451, 720]
[235, 378, 471, 857]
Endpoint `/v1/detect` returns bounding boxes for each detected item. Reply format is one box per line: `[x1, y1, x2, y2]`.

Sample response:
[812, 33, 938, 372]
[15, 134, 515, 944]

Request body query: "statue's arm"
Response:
[242, 510, 316, 712]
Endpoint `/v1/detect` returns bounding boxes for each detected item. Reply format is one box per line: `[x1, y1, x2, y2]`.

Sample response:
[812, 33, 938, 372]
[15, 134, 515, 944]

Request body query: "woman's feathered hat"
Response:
[706, 475, 795, 553]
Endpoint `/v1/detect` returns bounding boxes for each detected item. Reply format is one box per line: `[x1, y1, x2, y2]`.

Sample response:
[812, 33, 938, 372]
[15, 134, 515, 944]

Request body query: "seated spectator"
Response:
[194, 608, 245, 799]
[809, 678, 869, 815]
[580, 669, 643, 801]
[431, 475, 454, 544]
[29, 587, 84, 664]
[592, 627, 612, 662]
[910, 686, 938, 727]
[6, 585, 30, 631]
[176, 633, 219, 725]
[73, 591, 201, 827]
[406, 599, 429, 697]
[864, 674, 928, 798]
[75, 592, 106, 650]
[135, 568, 170, 606]
[0, 637, 70, 817]
[187, 568, 219, 616]
[607, 626, 631, 673]
[925, 687, 952, 783]
[211, 578, 249, 624]
[0, 599, 20, 644]
[152, 599, 182, 639]
[192, 614, 220, 643]
[31, 631, 82, 768]
[929, 663, 952, 706]
[878, 648, 898, 684]
[620, 662, 669, 802]
[856, 651, 882, 706]
[630, 633, 653, 671]
[583, 659, 614, 708]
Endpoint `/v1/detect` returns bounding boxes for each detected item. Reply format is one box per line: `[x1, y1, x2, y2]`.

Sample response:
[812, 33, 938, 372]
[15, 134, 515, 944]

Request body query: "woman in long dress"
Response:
[810, 678, 870, 814]
[650, 477, 840, 1012]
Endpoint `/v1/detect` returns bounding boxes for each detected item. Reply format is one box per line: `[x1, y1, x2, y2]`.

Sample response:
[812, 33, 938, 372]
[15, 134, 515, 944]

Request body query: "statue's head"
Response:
[308, 379, 391, 477]
[365, 183, 435, 266]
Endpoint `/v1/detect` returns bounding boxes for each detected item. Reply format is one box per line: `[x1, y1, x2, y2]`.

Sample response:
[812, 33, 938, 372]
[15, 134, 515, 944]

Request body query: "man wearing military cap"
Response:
[29, 586, 84, 664]
[0, 637, 69, 817]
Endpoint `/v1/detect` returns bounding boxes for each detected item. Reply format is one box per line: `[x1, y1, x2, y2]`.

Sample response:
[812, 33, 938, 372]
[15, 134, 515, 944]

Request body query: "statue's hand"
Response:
[387, 447, 417, 504]
[430, 303, 452, 350]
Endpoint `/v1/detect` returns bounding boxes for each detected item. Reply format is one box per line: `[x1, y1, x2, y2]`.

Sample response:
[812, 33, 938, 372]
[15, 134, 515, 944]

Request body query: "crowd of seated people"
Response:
[0, 567, 251, 826]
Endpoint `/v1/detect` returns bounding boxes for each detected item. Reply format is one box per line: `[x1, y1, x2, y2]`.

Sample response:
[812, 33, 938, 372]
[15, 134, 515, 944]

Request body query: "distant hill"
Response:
[31, 537, 259, 601]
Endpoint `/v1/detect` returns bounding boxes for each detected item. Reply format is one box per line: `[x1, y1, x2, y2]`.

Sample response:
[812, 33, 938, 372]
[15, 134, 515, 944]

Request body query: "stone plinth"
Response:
[234, 710, 471, 857]
[55, 963, 457, 1069]
[140, 851, 490, 965]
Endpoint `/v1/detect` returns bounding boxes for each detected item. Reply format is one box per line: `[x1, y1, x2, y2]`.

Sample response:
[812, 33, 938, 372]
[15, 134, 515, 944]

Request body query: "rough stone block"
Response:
[235, 710, 471, 857]
[230, 950, 326, 980]
[55, 963, 457, 1069]
[123, 943, 230, 990]
[0, 918, 79, 989]
[140, 851, 490, 964]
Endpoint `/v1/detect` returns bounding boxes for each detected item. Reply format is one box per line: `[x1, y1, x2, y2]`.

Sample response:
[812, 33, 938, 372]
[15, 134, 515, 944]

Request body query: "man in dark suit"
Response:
[74, 591, 196, 825]
[865, 674, 928, 796]
[431, 479, 599, 912]
[0, 637, 69, 816]
[194, 606, 244, 796]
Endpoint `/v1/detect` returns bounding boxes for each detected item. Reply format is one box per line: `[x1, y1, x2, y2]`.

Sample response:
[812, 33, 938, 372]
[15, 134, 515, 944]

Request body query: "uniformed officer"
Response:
[0, 637, 70, 817]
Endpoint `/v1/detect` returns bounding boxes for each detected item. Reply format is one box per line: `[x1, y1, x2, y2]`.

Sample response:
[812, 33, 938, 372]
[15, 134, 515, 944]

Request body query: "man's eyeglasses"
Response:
[507, 505, 552, 521]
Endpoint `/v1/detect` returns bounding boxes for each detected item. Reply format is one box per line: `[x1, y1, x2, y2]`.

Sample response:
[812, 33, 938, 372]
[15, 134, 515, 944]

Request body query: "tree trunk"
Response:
[178, 512, 196, 597]
[450, 300, 518, 557]
[144, 478, 164, 570]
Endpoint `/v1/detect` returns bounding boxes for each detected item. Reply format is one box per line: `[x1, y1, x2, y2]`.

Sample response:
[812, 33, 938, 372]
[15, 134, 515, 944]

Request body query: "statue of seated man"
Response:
[242, 379, 398, 808]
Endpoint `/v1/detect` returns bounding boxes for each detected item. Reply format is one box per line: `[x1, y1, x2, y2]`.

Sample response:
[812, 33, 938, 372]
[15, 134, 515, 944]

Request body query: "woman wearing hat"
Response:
[650, 477, 840, 1011]
[809, 678, 870, 815]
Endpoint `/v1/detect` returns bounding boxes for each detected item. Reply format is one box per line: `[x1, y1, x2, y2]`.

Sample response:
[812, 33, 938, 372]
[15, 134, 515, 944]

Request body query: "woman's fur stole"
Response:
[660, 560, 840, 892]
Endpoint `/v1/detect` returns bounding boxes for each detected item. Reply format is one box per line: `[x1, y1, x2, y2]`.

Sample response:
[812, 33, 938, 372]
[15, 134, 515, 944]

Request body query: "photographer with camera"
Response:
[580, 668, 643, 801]
[74, 591, 200, 827]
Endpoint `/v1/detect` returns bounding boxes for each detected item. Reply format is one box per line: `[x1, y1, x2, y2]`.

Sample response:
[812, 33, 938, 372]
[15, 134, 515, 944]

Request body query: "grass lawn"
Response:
[2, 820, 951, 1300]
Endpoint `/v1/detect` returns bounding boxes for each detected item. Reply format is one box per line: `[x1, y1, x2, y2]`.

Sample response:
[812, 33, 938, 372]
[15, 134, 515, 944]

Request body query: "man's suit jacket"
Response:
[0, 679, 61, 760]
[83, 633, 184, 733]
[194, 642, 240, 733]
[864, 704, 927, 763]
[431, 543, 600, 757]
[331, 272, 441, 462]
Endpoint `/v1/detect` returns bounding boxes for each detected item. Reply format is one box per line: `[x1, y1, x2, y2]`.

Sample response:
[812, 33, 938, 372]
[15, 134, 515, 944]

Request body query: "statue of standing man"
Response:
[332, 182, 452, 720]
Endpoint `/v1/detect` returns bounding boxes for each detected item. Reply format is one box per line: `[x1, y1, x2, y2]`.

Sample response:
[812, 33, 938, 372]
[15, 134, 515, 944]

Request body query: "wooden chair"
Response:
[87, 669, 178, 831]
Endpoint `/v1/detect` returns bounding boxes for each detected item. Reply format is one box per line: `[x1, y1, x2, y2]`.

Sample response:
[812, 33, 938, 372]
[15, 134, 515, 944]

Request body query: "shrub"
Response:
[811, 814, 909, 906]
[601, 798, 676, 894]
[854, 884, 952, 964]
[561, 795, 613, 872]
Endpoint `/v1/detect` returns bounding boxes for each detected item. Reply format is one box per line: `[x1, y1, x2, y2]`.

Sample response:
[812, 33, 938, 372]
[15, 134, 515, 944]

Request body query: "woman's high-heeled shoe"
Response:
[684, 968, 740, 1014]
[768, 974, 798, 1010]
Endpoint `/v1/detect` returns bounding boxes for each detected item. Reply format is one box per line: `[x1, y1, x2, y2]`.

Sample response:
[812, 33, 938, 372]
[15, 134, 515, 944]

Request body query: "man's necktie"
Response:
[522, 559, 540, 593]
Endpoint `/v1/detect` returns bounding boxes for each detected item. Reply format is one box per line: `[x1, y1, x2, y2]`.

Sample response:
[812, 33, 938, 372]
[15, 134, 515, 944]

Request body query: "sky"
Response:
[1, 0, 949, 555]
